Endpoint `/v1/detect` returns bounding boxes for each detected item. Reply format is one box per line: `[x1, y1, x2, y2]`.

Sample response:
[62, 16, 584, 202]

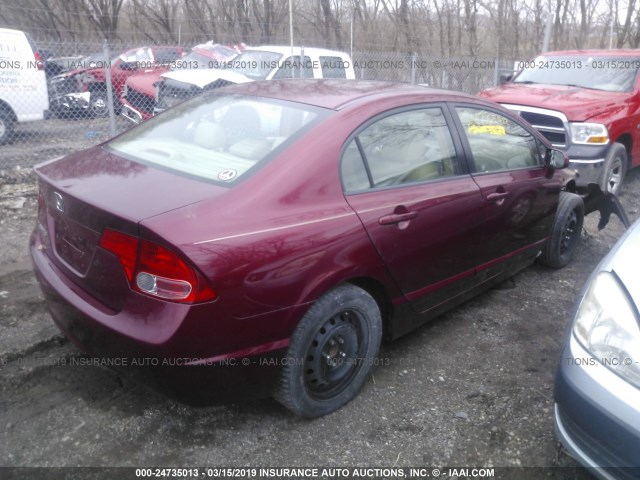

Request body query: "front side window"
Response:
[341, 107, 459, 192]
[455, 107, 540, 173]
[108, 94, 326, 184]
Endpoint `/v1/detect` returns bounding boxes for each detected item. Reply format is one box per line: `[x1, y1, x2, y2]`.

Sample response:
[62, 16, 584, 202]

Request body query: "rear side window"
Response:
[320, 56, 347, 78]
[108, 94, 326, 184]
[341, 107, 459, 191]
[455, 107, 540, 173]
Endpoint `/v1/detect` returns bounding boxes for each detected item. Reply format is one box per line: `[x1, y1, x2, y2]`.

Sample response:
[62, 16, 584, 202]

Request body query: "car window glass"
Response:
[108, 95, 325, 184]
[320, 56, 347, 78]
[537, 139, 549, 164]
[273, 56, 314, 79]
[341, 140, 370, 192]
[120, 47, 152, 63]
[455, 107, 540, 173]
[356, 108, 459, 187]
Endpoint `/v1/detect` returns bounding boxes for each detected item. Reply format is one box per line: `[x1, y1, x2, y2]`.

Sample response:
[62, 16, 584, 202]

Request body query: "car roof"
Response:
[543, 49, 640, 57]
[247, 45, 350, 57]
[0, 28, 26, 35]
[217, 79, 481, 110]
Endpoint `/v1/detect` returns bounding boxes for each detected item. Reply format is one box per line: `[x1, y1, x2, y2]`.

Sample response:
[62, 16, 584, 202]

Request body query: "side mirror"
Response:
[547, 149, 569, 169]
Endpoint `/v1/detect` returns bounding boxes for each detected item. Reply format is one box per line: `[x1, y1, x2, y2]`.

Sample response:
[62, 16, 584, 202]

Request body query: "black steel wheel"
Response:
[275, 284, 382, 417]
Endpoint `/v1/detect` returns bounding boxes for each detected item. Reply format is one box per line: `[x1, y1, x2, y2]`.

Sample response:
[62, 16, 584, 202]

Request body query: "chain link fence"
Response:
[0, 38, 518, 170]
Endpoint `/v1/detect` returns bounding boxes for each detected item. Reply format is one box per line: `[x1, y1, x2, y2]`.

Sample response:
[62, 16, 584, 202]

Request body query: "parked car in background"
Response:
[48, 45, 183, 118]
[121, 43, 241, 124]
[0, 28, 49, 144]
[154, 46, 354, 114]
[555, 217, 639, 479]
[31, 80, 624, 417]
[479, 49, 640, 195]
[44, 54, 86, 78]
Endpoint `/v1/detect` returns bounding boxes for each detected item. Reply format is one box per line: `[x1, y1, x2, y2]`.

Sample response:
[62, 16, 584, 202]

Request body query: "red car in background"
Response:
[120, 43, 241, 124]
[30, 80, 625, 417]
[48, 45, 183, 118]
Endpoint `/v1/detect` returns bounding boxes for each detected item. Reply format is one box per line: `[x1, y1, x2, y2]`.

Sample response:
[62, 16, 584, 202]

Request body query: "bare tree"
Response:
[80, 0, 125, 41]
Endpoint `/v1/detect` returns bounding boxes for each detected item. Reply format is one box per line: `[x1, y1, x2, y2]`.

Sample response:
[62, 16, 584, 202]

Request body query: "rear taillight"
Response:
[99, 228, 216, 303]
[33, 51, 44, 71]
[99, 229, 138, 282]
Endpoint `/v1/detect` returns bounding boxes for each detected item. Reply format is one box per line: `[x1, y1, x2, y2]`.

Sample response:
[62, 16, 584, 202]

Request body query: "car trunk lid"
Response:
[35, 146, 226, 311]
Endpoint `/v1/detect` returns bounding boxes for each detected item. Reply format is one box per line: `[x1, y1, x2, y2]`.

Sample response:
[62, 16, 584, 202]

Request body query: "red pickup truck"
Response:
[480, 49, 640, 194]
[48, 46, 183, 118]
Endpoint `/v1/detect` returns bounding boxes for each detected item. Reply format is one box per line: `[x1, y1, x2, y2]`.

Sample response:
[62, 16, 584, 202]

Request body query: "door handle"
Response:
[486, 192, 510, 202]
[378, 210, 418, 225]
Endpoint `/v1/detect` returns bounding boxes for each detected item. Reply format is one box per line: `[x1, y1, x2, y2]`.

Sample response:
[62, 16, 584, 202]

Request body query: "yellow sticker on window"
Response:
[468, 125, 506, 135]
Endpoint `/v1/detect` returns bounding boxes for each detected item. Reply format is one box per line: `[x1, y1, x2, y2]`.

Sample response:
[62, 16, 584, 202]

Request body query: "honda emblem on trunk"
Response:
[54, 192, 65, 213]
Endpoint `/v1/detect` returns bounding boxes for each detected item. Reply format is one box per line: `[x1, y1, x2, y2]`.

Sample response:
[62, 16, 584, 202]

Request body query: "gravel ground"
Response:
[1, 120, 639, 478]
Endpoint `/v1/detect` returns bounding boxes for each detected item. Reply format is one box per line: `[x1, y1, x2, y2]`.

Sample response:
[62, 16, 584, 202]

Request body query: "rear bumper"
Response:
[30, 231, 290, 401]
[554, 334, 640, 479]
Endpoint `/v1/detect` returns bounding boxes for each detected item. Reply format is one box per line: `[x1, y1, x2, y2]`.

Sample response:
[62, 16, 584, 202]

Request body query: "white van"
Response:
[0, 28, 49, 144]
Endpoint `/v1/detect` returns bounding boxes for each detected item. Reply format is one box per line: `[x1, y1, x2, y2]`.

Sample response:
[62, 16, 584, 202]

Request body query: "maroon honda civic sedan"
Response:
[31, 79, 583, 417]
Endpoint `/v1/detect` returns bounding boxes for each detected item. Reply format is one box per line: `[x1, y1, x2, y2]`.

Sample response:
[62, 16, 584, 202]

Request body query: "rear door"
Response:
[341, 105, 487, 314]
[449, 104, 561, 279]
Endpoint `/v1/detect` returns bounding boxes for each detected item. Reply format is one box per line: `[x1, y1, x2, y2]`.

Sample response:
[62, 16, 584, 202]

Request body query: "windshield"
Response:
[119, 47, 152, 64]
[171, 51, 211, 70]
[225, 50, 282, 80]
[514, 55, 639, 92]
[108, 93, 326, 184]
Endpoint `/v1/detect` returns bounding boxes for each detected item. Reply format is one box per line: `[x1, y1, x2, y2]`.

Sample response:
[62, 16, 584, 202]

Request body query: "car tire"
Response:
[539, 192, 584, 268]
[275, 284, 382, 417]
[600, 143, 627, 195]
[0, 109, 15, 144]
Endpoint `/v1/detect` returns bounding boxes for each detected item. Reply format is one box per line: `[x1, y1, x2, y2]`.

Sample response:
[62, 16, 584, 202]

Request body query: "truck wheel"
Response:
[275, 284, 382, 417]
[600, 143, 627, 195]
[0, 109, 15, 144]
[89, 89, 109, 117]
[90, 88, 120, 118]
[539, 192, 584, 268]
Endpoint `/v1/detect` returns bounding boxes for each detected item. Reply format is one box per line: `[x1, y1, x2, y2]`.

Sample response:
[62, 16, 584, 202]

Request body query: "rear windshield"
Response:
[108, 93, 326, 184]
[514, 55, 639, 92]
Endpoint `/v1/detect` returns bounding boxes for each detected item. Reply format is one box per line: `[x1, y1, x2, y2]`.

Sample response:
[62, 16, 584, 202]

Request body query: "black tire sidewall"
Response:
[540, 192, 584, 268]
[276, 284, 382, 417]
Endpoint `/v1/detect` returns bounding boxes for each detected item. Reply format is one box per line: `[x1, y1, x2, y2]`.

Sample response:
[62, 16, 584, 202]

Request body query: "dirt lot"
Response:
[1, 121, 639, 477]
